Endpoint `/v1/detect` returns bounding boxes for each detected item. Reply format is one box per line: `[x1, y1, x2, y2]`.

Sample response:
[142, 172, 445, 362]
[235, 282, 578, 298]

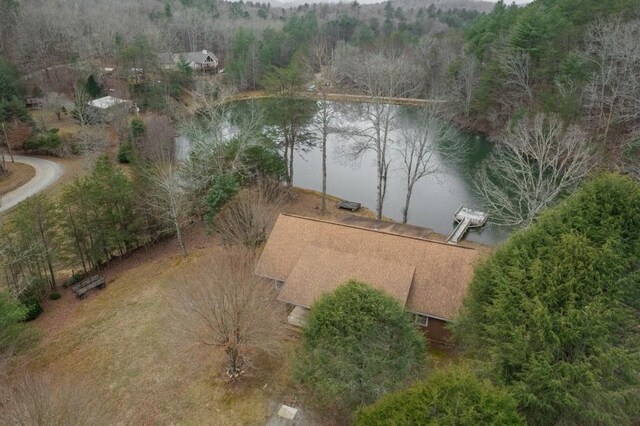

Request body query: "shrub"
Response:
[48, 292, 61, 301]
[242, 144, 286, 179]
[118, 143, 133, 163]
[24, 128, 61, 153]
[355, 367, 524, 426]
[206, 171, 240, 223]
[294, 281, 427, 413]
[70, 271, 85, 285]
[21, 297, 43, 322]
[130, 118, 145, 140]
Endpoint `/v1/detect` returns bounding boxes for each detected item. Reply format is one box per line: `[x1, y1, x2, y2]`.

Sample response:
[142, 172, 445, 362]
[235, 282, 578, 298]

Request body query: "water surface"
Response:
[182, 100, 510, 245]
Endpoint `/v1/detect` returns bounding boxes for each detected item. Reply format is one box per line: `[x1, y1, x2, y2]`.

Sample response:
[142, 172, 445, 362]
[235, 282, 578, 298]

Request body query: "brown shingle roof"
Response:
[278, 246, 415, 308]
[255, 214, 482, 320]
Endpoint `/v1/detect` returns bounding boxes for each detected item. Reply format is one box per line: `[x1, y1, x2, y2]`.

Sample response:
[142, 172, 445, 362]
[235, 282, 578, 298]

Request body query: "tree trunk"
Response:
[37, 219, 56, 289]
[1, 122, 14, 163]
[67, 207, 88, 273]
[175, 220, 188, 257]
[288, 139, 295, 189]
[225, 342, 241, 379]
[376, 173, 383, 220]
[321, 134, 327, 214]
[402, 185, 413, 224]
[283, 142, 291, 188]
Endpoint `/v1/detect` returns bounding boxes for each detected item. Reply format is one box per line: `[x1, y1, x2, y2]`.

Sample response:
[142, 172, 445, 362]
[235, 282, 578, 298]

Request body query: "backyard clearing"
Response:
[10, 230, 296, 424]
[6, 189, 375, 425]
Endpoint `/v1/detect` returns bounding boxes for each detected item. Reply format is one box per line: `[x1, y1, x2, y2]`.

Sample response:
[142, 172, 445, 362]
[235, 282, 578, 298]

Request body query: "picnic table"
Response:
[71, 275, 106, 299]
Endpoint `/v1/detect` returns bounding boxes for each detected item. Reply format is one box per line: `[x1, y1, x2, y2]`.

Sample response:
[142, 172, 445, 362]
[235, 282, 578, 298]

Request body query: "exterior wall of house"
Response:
[424, 317, 452, 346]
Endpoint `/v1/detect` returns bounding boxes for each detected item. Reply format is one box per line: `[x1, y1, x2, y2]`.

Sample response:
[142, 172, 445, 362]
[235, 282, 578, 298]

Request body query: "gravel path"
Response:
[0, 155, 64, 213]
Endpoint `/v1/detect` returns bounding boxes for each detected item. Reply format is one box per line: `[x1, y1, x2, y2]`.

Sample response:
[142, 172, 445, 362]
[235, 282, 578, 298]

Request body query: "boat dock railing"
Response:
[447, 205, 489, 244]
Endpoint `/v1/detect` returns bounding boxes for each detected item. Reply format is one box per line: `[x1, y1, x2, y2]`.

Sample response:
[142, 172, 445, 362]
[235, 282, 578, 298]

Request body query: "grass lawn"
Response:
[7, 190, 376, 425]
[0, 162, 36, 196]
[11, 237, 297, 424]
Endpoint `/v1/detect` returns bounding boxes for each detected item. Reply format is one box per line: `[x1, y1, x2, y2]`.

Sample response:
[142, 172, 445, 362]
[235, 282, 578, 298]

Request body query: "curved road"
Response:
[0, 155, 64, 213]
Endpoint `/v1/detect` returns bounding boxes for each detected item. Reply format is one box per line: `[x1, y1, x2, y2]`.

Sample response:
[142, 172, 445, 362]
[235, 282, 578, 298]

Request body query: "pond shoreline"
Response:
[225, 90, 446, 107]
[180, 97, 507, 245]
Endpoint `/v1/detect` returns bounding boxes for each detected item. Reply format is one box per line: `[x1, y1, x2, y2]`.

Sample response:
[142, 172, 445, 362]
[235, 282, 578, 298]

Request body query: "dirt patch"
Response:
[0, 162, 36, 195]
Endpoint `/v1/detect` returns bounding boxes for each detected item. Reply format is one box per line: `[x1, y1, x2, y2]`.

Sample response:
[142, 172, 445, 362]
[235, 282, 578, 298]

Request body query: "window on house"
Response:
[275, 280, 284, 290]
[414, 314, 429, 327]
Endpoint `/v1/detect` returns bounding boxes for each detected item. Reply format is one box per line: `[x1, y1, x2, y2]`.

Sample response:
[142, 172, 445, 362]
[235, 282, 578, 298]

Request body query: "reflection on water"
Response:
[292, 105, 509, 245]
[181, 100, 511, 246]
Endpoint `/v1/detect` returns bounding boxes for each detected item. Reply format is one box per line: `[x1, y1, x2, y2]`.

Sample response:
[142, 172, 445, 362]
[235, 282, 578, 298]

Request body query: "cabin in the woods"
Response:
[254, 214, 482, 345]
[88, 95, 130, 110]
[87, 96, 139, 120]
[167, 49, 219, 71]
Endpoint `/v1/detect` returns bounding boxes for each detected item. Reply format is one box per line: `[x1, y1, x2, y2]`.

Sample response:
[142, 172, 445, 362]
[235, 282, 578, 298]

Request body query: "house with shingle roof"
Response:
[169, 49, 219, 71]
[255, 214, 483, 344]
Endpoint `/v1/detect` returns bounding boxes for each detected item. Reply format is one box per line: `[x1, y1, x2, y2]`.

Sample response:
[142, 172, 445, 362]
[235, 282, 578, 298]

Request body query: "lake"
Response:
[181, 99, 510, 246]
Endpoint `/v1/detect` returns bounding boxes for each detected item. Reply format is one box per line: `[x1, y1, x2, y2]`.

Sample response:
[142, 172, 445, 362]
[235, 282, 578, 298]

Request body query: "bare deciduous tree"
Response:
[139, 115, 176, 162]
[142, 161, 191, 257]
[396, 107, 460, 224]
[501, 51, 534, 105]
[171, 249, 284, 380]
[308, 38, 336, 214]
[73, 85, 105, 169]
[44, 92, 68, 121]
[335, 45, 422, 219]
[216, 179, 287, 248]
[583, 18, 640, 143]
[0, 372, 114, 425]
[451, 64, 478, 116]
[476, 114, 594, 227]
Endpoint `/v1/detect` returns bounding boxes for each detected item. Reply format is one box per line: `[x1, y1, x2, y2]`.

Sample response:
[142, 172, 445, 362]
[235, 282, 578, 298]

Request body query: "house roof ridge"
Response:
[279, 213, 477, 251]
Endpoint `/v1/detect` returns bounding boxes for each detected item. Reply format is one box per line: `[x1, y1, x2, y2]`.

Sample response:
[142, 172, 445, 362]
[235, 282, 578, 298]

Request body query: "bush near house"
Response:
[355, 367, 524, 426]
[294, 280, 427, 413]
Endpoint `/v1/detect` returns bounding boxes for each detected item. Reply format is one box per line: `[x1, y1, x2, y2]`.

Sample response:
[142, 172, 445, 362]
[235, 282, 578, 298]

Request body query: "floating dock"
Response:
[446, 205, 489, 244]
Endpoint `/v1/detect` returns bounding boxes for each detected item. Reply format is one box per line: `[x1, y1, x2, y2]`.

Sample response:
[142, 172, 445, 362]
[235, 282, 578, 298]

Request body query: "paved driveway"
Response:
[0, 155, 63, 213]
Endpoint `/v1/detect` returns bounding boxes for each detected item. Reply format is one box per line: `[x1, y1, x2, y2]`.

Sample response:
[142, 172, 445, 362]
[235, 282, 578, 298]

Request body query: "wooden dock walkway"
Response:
[446, 205, 489, 244]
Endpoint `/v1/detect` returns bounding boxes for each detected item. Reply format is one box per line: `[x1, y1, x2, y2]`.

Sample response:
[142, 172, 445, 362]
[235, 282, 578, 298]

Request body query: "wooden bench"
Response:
[71, 275, 106, 299]
[337, 200, 362, 212]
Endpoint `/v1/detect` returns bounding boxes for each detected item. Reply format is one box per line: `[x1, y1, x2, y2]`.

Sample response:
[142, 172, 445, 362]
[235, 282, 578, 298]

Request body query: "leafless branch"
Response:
[476, 114, 595, 227]
[170, 248, 284, 380]
[215, 179, 287, 248]
[395, 106, 461, 223]
[0, 372, 115, 425]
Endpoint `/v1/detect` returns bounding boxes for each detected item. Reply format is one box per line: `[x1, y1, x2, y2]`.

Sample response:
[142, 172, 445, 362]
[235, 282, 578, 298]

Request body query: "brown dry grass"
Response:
[11, 241, 291, 424]
[0, 162, 36, 196]
[6, 189, 374, 424]
[33, 108, 82, 139]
